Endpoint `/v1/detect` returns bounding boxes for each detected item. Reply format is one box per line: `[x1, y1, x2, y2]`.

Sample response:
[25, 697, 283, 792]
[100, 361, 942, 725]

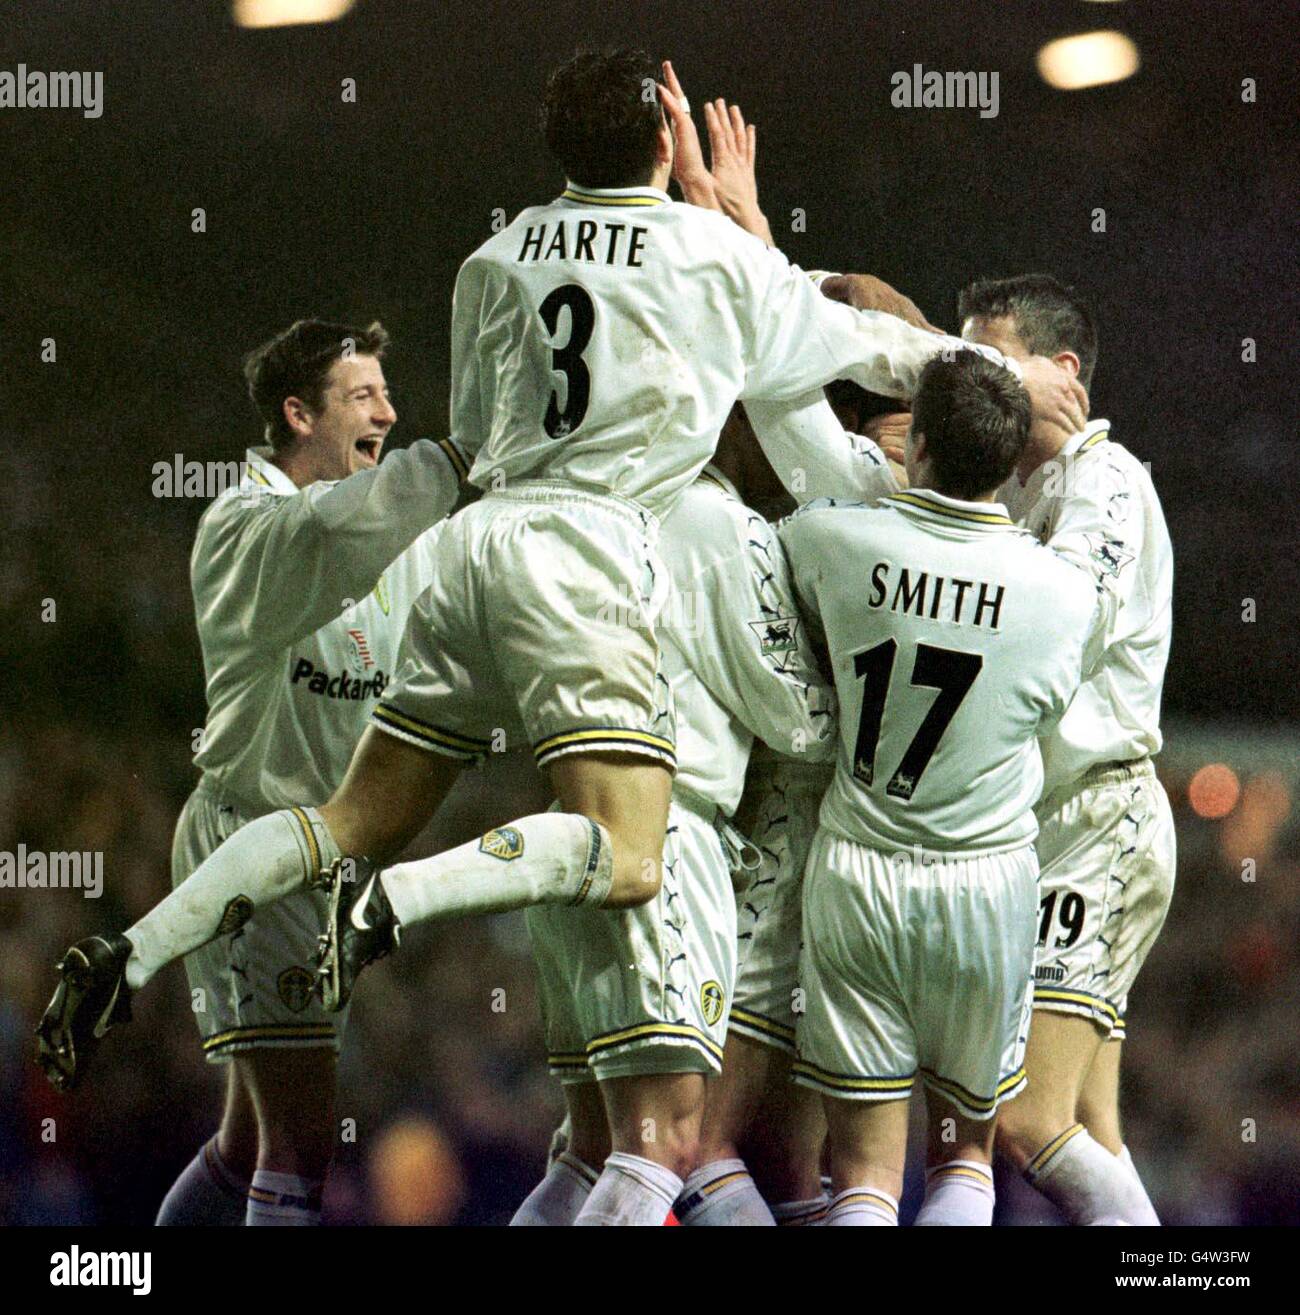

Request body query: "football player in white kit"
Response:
[37, 320, 468, 1226]
[684, 391, 904, 1226]
[41, 53, 1086, 1228]
[961, 275, 1175, 1225]
[781, 349, 1106, 1226]
[512, 408, 836, 1226]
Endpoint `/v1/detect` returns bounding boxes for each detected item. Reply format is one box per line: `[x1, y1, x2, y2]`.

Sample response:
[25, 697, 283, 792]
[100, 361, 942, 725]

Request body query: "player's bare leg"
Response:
[573, 1072, 705, 1226]
[546, 752, 673, 908]
[998, 1011, 1155, 1223]
[821, 1096, 908, 1225]
[236, 1047, 338, 1225]
[512, 1083, 608, 1226]
[155, 1064, 255, 1226]
[682, 1034, 822, 1225]
[324, 748, 672, 1009]
[1077, 1034, 1123, 1153]
[1079, 1036, 1159, 1220]
[915, 1100, 998, 1225]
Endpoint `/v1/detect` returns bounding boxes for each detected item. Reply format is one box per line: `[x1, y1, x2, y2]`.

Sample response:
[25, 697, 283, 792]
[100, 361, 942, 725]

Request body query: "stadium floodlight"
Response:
[1036, 31, 1140, 90]
[232, 0, 357, 28]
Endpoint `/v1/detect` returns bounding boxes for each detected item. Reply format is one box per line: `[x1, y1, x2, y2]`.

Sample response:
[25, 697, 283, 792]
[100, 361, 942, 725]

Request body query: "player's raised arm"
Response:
[743, 390, 899, 505]
[198, 436, 467, 655]
[659, 61, 720, 212]
[702, 96, 773, 245]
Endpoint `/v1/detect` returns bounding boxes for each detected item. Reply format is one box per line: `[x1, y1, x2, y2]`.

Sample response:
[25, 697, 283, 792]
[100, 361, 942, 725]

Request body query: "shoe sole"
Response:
[35, 962, 89, 1091]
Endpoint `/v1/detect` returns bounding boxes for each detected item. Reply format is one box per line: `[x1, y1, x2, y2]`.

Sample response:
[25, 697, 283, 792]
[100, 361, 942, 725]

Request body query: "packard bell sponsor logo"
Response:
[290, 656, 388, 700]
[0, 65, 103, 118]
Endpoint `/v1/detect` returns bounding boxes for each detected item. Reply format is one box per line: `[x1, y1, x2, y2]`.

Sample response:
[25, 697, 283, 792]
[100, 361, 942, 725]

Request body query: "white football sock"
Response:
[245, 1169, 323, 1226]
[126, 807, 337, 990]
[677, 1159, 776, 1226]
[381, 813, 614, 927]
[771, 1195, 830, 1226]
[825, 1185, 899, 1226]
[1025, 1124, 1153, 1225]
[1119, 1145, 1161, 1224]
[573, 1152, 681, 1227]
[915, 1159, 996, 1226]
[510, 1152, 599, 1226]
[155, 1137, 248, 1226]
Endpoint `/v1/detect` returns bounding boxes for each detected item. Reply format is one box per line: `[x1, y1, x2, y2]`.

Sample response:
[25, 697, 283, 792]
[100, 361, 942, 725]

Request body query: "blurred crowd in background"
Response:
[1, 611, 1295, 1224]
[2, 0, 1297, 1227]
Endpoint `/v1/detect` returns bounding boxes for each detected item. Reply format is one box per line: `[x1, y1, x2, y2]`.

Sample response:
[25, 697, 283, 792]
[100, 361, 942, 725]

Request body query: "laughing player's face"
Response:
[298, 354, 398, 480]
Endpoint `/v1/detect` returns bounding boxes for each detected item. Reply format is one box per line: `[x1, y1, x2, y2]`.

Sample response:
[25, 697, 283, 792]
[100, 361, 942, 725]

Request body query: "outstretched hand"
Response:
[1020, 356, 1090, 448]
[820, 273, 943, 334]
[703, 98, 773, 244]
[659, 61, 718, 210]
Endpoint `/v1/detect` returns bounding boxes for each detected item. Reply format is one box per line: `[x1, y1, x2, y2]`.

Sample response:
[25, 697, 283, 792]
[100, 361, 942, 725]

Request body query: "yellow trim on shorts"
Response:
[546, 1051, 589, 1071]
[921, 1064, 1026, 1115]
[533, 727, 676, 765]
[585, 1021, 723, 1063]
[288, 806, 320, 877]
[372, 703, 489, 758]
[1033, 987, 1121, 1025]
[202, 1024, 336, 1053]
[1026, 1122, 1086, 1179]
[728, 1007, 797, 1047]
[791, 1058, 915, 1096]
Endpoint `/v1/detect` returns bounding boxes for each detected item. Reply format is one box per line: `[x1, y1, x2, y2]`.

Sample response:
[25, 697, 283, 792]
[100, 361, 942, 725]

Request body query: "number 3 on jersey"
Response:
[539, 284, 594, 439]
[852, 639, 982, 801]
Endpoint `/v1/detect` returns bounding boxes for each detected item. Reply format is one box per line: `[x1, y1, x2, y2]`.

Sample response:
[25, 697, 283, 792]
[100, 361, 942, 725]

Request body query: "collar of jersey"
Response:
[697, 463, 741, 501]
[244, 446, 297, 495]
[884, 488, 1014, 529]
[559, 182, 670, 208]
[1058, 418, 1111, 460]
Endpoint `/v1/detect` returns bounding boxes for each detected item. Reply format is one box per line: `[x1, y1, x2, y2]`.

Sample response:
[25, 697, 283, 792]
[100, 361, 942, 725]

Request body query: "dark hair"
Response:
[243, 319, 389, 449]
[824, 380, 907, 427]
[911, 350, 1031, 499]
[541, 48, 664, 188]
[958, 273, 1098, 390]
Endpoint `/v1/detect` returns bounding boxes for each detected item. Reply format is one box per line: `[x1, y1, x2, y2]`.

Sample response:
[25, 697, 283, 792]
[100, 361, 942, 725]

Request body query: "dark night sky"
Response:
[1, 0, 1296, 731]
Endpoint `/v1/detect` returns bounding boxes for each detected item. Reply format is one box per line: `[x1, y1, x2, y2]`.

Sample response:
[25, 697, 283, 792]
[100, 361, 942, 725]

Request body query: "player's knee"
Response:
[994, 1096, 1061, 1169]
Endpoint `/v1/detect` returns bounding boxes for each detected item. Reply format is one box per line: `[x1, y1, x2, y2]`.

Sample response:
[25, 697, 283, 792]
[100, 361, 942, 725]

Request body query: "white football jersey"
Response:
[744, 390, 900, 505]
[450, 184, 1016, 519]
[190, 442, 465, 812]
[780, 489, 1102, 855]
[1005, 420, 1173, 797]
[658, 465, 837, 817]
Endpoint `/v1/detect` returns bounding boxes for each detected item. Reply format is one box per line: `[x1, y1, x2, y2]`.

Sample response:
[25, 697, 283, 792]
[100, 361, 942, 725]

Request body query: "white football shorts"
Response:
[171, 779, 347, 1061]
[526, 796, 738, 1082]
[1031, 758, 1176, 1039]
[730, 760, 833, 1054]
[370, 482, 676, 771]
[794, 828, 1037, 1120]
